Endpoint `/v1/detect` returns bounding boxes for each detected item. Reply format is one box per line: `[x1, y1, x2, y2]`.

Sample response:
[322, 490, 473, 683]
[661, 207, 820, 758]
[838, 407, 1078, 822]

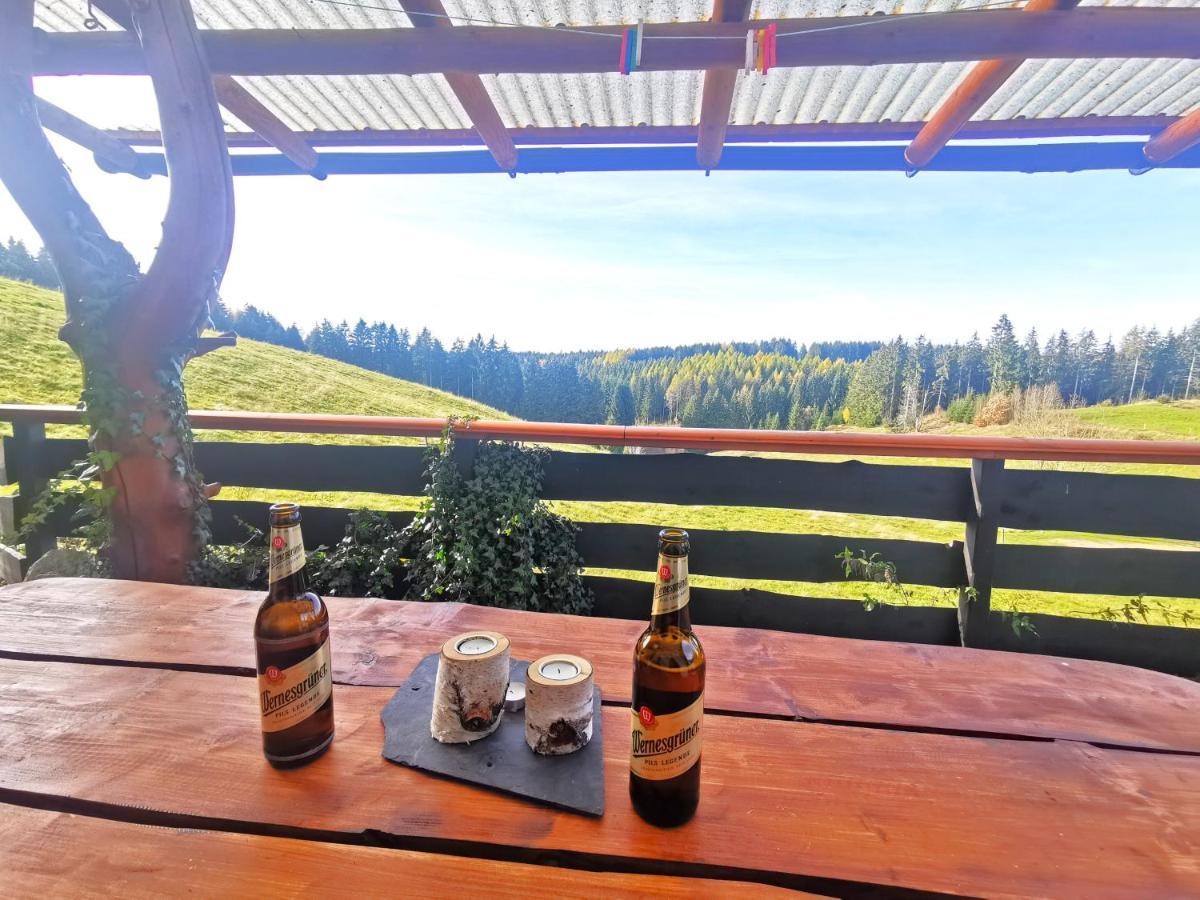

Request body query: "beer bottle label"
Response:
[630, 694, 703, 780]
[269, 525, 305, 583]
[258, 639, 332, 733]
[651, 553, 689, 616]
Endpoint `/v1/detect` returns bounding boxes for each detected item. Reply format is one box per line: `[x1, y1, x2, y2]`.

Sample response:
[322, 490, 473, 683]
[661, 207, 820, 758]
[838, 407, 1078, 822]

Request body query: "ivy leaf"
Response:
[93, 450, 121, 472]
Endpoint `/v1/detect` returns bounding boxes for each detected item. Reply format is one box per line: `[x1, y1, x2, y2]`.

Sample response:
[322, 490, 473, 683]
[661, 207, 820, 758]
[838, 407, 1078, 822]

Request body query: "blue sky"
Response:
[2, 81, 1198, 352]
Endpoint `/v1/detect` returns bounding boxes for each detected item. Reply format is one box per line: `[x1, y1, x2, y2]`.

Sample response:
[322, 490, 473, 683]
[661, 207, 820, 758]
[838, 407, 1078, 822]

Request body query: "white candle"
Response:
[539, 659, 580, 681]
[456, 635, 497, 656]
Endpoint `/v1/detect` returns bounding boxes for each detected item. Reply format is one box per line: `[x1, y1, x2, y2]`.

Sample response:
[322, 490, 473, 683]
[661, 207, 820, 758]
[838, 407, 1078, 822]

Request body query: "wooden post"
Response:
[958, 458, 1003, 648]
[9, 421, 56, 571]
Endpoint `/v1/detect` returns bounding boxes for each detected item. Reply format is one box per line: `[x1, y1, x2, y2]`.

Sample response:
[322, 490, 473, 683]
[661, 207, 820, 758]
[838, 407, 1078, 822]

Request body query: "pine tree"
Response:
[986, 315, 1022, 393]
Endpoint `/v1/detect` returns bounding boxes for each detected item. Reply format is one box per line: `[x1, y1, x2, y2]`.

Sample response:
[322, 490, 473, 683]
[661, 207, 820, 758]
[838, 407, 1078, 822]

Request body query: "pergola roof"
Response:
[29, 0, 1200, 175]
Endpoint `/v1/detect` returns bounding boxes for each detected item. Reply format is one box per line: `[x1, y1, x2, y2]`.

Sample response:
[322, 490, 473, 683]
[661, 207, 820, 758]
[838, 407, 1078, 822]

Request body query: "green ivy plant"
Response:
[188, 518, 269, 590]
[1089, 594, 1198, 628]
[836, 548, 1038, 638]
[402, 435, 592, 614]
[835, 547, 913, 610]
[307, 509, 404, 599]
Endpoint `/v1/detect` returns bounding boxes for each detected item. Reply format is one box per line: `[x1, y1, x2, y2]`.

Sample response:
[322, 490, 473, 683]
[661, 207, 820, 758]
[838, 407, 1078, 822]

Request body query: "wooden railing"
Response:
[3, 404, 1199, 675]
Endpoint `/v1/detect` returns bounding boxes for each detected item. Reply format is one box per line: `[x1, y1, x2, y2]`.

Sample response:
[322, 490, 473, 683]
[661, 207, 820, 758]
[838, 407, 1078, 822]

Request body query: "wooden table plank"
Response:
[3, 578, 1199, 753]
[1, 658, 1197, 898]
[0, 805, 803, 898]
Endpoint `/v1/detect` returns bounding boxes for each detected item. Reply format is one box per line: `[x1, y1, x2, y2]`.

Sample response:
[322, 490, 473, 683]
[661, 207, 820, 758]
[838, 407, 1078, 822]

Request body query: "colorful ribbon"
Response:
[619, 22, 645, 74]
[745, 24, 777, 75]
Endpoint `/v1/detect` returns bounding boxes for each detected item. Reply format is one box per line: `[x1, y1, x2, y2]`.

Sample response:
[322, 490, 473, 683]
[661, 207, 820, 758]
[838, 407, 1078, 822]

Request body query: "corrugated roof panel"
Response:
[29, 0, 1200, 138]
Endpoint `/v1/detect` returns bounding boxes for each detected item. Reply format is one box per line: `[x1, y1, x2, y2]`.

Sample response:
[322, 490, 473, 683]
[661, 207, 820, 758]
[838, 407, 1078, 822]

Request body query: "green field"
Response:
[2, 277, 1198, 627]
[1071, 400, 1200, 440]
[0, 278, 509, 446]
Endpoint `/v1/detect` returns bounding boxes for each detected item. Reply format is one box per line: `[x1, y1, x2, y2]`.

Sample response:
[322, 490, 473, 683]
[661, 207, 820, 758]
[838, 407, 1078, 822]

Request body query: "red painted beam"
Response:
[107, 116, 1181, 148]
[32, 9, 1200, 77]
[399, 0, 517, 172]
[696, 0, 752, 170]
[1143, 107, 1200, 165]
[905, 0, 1080, 170]
[3, 404, 1200, 464]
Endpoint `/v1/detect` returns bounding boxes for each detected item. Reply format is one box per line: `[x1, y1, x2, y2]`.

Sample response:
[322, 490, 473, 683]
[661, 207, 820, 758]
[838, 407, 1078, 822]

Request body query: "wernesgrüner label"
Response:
[259, 640, 332, 733]
[268, 525, 305, 583]
[651, 553, 689, 616]
[630, 694, 703, 780]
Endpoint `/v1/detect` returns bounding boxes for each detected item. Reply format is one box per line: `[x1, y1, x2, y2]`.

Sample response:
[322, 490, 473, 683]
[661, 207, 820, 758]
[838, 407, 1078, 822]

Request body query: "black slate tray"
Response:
[380, 654, 605, 817]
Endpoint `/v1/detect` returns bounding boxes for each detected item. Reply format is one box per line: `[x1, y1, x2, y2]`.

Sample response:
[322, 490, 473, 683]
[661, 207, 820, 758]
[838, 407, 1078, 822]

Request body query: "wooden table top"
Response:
[1, 577, 1198, 897]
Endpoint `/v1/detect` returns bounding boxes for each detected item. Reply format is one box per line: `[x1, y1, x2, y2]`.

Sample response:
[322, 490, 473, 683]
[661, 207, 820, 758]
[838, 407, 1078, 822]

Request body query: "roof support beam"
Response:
[33, 9, 1200, 77]
[91, 0, 322, 177]
[120, 141, 1200, 177]
[1142, 108, 1200, 166]
[398, 0, 516, 172]
[696, 0, 752, 170]
[107, 116, 1183, 148]
[210, 75, 322, 176]
[33, 96, 148, 177]
[905, 0, 1079, 170]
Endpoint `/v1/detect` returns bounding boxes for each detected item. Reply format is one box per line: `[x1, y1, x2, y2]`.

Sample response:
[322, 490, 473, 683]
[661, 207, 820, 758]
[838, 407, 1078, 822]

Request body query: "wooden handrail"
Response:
[4, 403, 1199, 465]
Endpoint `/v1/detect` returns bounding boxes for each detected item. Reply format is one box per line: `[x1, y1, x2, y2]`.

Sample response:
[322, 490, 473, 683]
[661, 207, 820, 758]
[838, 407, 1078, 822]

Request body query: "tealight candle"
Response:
[430, 631, 510, 744]
[525, 654, 594, 756]
[456, 635, 497, 656]
[539, 659, 580, 681]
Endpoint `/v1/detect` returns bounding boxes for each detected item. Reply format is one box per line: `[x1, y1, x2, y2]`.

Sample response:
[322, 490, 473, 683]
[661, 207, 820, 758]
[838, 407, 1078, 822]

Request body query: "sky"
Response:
[2, 77, 1199, 353]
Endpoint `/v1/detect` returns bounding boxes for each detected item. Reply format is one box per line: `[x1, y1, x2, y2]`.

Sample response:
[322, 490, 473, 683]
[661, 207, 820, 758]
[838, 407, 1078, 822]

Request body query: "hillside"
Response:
[3, 277, 1197, 626]
[0, 278, 510, 444]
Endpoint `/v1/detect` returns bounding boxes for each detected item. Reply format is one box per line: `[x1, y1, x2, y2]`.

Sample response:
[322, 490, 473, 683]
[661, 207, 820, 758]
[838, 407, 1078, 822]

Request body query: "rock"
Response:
[24, 548, 100, 581]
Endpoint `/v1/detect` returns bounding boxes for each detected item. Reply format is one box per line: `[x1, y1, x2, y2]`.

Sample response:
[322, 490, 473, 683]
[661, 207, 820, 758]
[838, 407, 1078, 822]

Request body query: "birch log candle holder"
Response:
[430, 631, 511, 744]
[525, 654, 594, 756]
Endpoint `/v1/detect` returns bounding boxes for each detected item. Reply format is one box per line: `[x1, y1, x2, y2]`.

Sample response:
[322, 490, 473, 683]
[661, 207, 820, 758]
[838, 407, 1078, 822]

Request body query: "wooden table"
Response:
[1, 578, 1198, 898]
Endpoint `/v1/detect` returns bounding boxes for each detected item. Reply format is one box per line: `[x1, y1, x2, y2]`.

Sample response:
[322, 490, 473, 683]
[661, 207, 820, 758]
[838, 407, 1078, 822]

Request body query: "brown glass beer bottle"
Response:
[254, 502, 334, 767]
[630, 528, 705, 827]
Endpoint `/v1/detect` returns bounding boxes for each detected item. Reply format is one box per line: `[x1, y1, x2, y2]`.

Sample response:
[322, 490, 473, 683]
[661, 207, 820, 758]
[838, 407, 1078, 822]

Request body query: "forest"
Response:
[5, 237, 1198, 430]
[291, 312, 1200, 430]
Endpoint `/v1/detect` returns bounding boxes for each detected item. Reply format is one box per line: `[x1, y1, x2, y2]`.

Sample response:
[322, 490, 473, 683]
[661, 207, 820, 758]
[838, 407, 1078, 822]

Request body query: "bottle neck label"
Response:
[651, 553, 689, 617]
[630, 694, 703, 780]
[269, 524, 305, 585]
[258, 638, 332, 733]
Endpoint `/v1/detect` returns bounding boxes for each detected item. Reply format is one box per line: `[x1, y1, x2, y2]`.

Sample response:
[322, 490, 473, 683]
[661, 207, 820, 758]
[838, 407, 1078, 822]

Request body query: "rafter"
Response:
[34, 96, 148, 177]
[211, 76, 322, 176]
[696, 0, 752, 170]
[33, 9, 1200, 77]
[904, 0, 1080, 170]
[92, 0, 321, 177]
[1142, 107, 1200, 166]
[399, 0, 516, 172]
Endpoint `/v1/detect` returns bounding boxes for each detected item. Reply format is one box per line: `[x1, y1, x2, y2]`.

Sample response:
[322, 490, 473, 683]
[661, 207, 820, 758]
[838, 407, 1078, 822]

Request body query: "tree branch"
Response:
[123, 0, 234, 362]
[0, 0, 139, 346]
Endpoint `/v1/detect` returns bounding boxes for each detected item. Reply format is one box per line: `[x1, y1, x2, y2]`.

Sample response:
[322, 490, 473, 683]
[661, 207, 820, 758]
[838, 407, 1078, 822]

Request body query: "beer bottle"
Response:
[630, 528, 705, 827]
[255, 502, 334, 767]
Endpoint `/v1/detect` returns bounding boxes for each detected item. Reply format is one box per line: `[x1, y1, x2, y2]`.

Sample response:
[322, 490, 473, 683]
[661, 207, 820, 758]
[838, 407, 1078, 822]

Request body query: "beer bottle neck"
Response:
[267, 523, 309, 599]
[649, 550, 691, 632]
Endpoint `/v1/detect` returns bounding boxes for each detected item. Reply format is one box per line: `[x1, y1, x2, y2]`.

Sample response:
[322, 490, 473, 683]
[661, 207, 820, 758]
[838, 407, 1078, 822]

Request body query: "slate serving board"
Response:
[380, 654, 605, 817]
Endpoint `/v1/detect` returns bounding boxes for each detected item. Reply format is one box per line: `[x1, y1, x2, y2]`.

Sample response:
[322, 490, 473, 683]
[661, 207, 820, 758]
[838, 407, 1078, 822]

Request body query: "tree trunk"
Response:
[98, 357, 205, 583]
[0, 0, 233, 583]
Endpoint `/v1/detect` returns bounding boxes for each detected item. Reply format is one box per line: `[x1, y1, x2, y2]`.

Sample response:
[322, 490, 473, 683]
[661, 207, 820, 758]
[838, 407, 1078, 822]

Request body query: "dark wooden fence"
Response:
[3, 407, 1199, 677]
